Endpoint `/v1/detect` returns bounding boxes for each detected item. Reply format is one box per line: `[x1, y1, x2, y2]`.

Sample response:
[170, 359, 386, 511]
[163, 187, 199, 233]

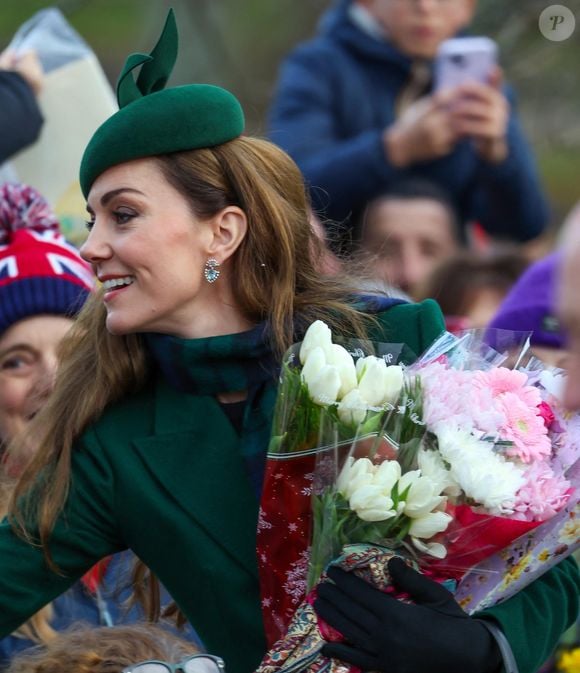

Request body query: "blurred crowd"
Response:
[0, 1, 577, 673]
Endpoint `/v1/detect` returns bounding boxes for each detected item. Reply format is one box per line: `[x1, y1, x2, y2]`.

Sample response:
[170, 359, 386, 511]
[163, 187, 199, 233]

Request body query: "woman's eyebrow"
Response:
[0, 344, 34, 359]
[87, 188, 145, 213]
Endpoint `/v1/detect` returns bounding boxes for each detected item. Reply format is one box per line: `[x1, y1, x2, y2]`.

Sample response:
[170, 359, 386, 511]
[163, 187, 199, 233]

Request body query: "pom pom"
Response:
[0, 183, 60, 245]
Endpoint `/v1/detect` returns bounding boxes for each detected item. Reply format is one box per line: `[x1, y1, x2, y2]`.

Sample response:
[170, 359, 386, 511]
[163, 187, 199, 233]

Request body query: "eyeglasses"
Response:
[123, 654, 226, 673]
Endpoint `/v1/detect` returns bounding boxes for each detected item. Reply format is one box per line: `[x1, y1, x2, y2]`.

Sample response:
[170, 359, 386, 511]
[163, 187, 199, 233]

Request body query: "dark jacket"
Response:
[0, 301, 575, 673]
[268, 0, 549, 241]
[0, 71, 43, 163]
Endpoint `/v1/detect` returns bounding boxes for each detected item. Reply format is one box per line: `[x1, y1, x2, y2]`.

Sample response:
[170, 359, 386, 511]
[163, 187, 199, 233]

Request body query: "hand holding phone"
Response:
[434, 37, 497, 92]
[433, 38, 509, 163]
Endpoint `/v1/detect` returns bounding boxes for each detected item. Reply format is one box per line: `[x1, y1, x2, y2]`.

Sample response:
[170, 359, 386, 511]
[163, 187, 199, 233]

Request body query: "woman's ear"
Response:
[207, 206, 247, 263]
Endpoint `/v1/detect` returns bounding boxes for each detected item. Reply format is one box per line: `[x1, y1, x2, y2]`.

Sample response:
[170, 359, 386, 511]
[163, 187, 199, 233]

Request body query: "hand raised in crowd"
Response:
[449, 67, 509, 164]
[384, 90, 458, 167]
[0, 49, 44, 96]
[557, 202, 580, 410]
[314, 558, 502, 673]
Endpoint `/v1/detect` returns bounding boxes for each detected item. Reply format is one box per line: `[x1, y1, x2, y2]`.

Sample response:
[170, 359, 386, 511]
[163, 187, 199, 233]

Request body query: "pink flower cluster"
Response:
[417, 362, 571, 521]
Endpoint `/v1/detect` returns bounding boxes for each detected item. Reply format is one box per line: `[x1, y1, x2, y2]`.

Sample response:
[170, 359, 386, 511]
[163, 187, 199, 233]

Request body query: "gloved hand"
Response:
[313, 557, 502, 673]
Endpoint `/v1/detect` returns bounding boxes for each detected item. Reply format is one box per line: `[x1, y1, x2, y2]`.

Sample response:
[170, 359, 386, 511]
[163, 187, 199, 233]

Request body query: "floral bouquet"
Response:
[256, 323, 579, 659]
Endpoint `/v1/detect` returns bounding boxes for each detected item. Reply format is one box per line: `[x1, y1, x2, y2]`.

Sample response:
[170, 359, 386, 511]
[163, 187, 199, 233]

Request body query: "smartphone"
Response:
[434, 37, 498, 91]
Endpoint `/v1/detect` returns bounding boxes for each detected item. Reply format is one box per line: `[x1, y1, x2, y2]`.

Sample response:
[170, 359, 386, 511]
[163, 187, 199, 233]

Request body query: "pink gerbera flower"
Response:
[498, 392, 551, 463]
[473, 368, 541, 408]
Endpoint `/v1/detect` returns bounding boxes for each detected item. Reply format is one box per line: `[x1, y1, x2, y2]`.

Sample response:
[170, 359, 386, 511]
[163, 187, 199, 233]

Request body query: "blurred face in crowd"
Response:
[461, 286, 506, 329]
[528, 346, 572, 370]
[356, 0, 476, 59]
[82, 158, 248, 339]
[360, 197, 459, 298]
[0, 315, 73, 444]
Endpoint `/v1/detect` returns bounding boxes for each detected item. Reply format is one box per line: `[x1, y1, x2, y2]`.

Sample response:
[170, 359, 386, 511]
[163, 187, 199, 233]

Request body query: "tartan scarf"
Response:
[144, 325, 279, 498]
[143, 297, 406, 498]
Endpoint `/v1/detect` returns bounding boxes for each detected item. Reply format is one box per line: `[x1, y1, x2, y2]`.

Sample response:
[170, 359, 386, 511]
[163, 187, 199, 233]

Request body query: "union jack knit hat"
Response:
[0, 183, 94, 335]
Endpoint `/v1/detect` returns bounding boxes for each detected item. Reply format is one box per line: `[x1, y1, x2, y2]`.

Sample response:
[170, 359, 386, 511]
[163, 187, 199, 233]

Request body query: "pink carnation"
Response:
[419, 363, 473, 427]
[498, 392, 551, 463]
[513, 463, 571, 521]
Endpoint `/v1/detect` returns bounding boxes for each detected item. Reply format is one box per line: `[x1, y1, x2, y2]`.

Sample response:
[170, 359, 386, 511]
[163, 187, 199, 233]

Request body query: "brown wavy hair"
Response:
[8, 136, 371, 568]
[6, 623, 199, 673]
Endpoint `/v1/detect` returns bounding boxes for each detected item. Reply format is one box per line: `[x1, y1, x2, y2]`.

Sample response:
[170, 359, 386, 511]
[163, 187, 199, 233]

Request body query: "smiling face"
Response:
[81, 158, 249, 339]
[0, 315, 74, 445]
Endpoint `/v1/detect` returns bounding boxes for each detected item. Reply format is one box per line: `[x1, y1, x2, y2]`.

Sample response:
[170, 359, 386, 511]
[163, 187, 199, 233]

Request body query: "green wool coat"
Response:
[0, 300, 576, 673]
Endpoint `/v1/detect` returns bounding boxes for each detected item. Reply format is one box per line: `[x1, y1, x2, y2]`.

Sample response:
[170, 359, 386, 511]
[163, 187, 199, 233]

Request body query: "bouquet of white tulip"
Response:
[257, 322, 579, 652]
[257, 321, 429, 645]
[300, 322, 448, 590]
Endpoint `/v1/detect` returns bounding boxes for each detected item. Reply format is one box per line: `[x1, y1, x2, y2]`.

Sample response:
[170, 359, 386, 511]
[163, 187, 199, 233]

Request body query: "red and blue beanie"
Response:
[0, 183, 94, 335]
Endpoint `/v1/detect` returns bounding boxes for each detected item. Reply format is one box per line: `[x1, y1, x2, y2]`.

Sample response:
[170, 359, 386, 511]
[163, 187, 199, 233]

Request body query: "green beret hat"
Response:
[79, 9, 245, 197]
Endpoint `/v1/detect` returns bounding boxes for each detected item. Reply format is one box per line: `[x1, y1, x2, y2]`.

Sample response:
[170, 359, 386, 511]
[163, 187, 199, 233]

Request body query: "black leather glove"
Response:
[313, 557, 503, 673]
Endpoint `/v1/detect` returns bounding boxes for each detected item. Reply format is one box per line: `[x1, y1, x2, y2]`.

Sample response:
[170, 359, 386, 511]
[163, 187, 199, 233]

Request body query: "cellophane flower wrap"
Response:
[256, 325, 579, 673]
[256, 322, 418, 646]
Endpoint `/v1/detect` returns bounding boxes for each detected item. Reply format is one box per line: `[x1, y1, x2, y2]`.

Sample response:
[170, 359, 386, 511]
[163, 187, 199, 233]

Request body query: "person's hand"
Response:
[313, 558, 502, 673]
[449, 67, 509, 164]
[0, 49, 44, 96]
[557, 202, 580, 410]
[384, 91, 458, 167]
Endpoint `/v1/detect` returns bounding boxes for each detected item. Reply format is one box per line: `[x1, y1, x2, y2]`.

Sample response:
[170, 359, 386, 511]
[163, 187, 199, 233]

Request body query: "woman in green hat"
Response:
[0, 10, 577, 673]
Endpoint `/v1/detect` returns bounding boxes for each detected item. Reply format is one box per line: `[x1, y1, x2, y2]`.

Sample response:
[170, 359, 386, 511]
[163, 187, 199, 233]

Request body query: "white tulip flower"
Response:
[417, 448, 460, 497]
[327, 344, 358, 399]
[357, 357, 405, 407]
[299, 321, 333, 364]
[306, 365, 341, 406]
[373, 460, 401, 495]
[337, 457, 374, 499]
[301, 347, 326, 386]
[382, 365, 404, 405]
[349, 484, 397, 522]
[411, 537, 448, 559]
[357, 356, 390, 407]
[337, 388, 368, 426]
[409, 511, 452, 539]
[402, 475, 446, 519]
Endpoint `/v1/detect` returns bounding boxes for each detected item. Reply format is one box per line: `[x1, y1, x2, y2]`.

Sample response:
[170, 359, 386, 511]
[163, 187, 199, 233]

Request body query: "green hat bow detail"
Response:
[116, 9, 178, 108]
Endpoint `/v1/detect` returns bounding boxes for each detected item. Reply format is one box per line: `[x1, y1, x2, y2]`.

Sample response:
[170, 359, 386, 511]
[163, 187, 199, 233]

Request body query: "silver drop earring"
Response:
[204, 258, 221, 283]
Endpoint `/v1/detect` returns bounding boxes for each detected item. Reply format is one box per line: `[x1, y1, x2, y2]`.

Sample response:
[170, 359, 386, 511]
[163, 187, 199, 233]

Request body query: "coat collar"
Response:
[132, 378, 261, 580]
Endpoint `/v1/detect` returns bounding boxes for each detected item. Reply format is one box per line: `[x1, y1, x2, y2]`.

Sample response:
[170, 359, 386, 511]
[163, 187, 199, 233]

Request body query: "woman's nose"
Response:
[79, 222, 111, 264]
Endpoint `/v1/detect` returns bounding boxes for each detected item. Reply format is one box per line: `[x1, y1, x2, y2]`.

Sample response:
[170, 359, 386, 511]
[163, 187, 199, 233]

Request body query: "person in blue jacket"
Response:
[268, 0, 549, 243]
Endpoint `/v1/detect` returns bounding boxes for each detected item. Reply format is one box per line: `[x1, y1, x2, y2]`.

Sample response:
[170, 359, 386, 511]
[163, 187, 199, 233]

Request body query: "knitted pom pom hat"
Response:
[0, 183, 95, 335]
[79, 9, 245, 197]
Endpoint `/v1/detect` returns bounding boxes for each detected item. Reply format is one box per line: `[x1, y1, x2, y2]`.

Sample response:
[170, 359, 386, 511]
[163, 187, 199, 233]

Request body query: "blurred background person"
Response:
[267, 0, 549, 245]
[0, 183, 198, 667]
[353, 179, 461, 299]
[557, 202, 580, 411]
[417, 249, 529, 330]
[488, 251, 569, 369]
[0, 49, 43, 164]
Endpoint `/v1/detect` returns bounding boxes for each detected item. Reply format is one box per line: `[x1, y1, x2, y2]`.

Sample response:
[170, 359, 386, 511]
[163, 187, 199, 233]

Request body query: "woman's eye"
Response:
[85, 219, 95, 232]
[1, 356, 30, 371]
[113, 210, 136, 224]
